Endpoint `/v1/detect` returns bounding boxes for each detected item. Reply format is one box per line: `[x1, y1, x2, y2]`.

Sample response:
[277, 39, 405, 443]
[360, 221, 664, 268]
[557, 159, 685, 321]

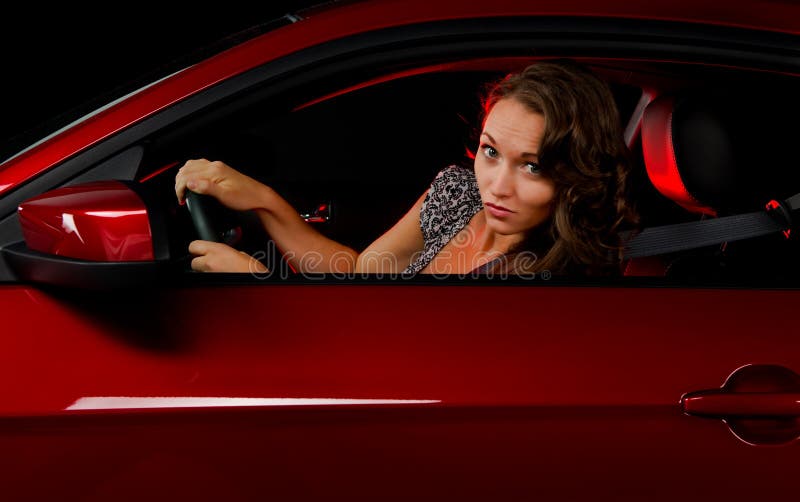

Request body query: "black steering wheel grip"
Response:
[184, 190, 244, 246]
[185, 189, 222, 242]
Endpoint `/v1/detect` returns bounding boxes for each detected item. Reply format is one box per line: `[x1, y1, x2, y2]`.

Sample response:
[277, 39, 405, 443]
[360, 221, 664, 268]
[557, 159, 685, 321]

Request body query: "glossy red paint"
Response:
[682, 364, 800, 445]
[682, 392, 800, 416]
[2, 0, 800, 196]
[689, 363, 800, 407]
[0, 283, 798, 414]
[18, 180, 154, 261]
[2, 405, 793, 502]
[0, 406, 741, 501]
[1, 283, 800, 499]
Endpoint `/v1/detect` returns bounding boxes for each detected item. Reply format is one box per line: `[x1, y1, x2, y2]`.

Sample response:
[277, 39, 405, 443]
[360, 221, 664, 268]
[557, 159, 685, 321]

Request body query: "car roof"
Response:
[299, 0, 800, 36]
[1, 0, 799, 197]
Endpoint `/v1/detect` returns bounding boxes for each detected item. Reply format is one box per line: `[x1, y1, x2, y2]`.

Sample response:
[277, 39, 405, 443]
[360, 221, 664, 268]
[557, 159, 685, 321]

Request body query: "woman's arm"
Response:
[175, 159, 426, 274]
[356, 190, 427, 273]
[175, 158, 358, 273]
[252, 183, 359, 273]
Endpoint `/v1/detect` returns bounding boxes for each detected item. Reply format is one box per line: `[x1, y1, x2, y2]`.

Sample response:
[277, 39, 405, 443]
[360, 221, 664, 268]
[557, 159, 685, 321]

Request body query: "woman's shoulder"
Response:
[431, 164, 477, 185]
[406, 164, 483, 275]
[420, 164, 482, 238]
[427, 164, 479, 204]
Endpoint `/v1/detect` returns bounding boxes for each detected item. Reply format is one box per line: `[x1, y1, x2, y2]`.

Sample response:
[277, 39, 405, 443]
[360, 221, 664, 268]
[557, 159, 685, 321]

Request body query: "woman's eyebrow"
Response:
[481, 131, 539, 158]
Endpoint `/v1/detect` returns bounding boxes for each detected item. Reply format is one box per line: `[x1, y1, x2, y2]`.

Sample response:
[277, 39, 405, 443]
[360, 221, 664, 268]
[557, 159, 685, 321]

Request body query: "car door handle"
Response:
[681, 391, 800, 417]
[301, 202, 332, 223]
[680, 364, 800, 445]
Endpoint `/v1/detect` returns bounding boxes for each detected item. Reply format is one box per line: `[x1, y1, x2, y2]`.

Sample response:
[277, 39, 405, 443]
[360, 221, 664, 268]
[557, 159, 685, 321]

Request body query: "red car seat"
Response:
[626, 88, 800, 279]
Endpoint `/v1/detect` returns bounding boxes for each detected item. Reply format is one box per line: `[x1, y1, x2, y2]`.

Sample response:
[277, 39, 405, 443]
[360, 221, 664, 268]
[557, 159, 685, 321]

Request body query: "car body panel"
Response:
[1, 283, 799, 499]
[2, 283, 799, 411]
[2, 405, 796, 502]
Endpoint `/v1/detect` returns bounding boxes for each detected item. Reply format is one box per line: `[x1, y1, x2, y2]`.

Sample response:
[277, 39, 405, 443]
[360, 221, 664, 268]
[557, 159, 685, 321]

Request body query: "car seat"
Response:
[625, 88, 800, 280]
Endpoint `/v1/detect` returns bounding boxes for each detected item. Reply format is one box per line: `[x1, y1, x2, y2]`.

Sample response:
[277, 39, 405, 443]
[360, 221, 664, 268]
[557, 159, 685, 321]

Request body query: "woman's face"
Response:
[474, 97, 556, 239]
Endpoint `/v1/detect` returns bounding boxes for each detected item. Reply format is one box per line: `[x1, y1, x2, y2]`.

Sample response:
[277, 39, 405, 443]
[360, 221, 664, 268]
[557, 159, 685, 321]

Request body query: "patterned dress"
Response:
[403, 165, 490, 275]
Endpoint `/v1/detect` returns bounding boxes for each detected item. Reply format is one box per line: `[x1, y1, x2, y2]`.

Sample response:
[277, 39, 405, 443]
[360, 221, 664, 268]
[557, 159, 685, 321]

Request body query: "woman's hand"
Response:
[175, 159, 271, 212]
[188, 240, 269, 274]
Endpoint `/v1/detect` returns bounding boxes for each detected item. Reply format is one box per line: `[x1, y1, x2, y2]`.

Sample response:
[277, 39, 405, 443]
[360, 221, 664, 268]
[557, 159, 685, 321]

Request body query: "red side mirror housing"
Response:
[2, 180, 176, 289]
[18, 180, 156, 262]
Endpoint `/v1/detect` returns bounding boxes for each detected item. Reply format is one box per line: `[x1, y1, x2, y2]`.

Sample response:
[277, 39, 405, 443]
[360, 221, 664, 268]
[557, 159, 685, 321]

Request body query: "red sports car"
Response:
[1, 1, 799, 500]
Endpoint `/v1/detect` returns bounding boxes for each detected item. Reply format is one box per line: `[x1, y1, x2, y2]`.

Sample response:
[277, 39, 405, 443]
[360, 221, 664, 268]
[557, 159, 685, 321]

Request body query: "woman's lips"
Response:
[485, 202, 514, 218]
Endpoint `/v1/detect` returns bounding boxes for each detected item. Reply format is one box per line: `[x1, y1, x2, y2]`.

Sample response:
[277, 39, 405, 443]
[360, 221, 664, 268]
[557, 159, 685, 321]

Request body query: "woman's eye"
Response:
[481, 145, 498, 159]
[524, 162, 541, 175]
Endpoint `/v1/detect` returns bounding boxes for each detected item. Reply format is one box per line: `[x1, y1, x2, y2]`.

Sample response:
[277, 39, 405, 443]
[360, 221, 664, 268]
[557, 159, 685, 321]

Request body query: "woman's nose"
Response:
[489, 163, 515, 197]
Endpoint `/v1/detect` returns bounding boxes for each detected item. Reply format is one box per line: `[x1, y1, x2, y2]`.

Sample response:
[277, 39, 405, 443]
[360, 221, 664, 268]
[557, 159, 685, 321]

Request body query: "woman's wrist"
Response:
[253, 183, 279, 214]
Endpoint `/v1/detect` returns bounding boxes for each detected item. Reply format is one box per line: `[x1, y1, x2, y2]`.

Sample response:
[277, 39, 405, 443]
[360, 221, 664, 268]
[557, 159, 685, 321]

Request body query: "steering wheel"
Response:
[183, 189, 287, 274]
[184, 189, 242, 245]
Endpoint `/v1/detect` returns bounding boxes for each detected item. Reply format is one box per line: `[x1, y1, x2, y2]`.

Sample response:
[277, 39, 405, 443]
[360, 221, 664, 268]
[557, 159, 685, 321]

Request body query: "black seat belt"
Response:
[621, 192, 800, 259]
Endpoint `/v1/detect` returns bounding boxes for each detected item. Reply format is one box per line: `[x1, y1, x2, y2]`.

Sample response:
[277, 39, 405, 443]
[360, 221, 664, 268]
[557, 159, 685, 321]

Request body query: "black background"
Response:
[0, 2, 326, 160]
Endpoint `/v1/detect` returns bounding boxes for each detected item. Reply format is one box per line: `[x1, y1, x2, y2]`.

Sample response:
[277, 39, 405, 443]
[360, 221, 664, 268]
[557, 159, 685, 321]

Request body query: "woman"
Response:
[175, 59, 638, 277]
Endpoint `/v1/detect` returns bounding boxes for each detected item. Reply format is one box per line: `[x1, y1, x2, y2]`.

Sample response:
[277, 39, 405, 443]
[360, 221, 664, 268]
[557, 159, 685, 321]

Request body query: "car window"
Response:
[136, 66, 644, 280]
[29, 56, 797, 288]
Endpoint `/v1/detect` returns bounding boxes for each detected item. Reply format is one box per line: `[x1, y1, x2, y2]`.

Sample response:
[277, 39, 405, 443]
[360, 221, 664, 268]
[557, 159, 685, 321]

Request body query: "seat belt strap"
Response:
[621, 192, 800, 259]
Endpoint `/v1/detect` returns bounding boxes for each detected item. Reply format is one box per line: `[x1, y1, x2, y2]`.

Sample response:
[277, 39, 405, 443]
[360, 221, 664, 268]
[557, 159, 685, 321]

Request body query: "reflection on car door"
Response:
[2, 280, 798, 500]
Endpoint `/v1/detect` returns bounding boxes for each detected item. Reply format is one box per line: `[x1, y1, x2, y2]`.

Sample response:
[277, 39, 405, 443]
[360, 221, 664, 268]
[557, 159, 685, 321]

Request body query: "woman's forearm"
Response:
[254, 184, 358, 273]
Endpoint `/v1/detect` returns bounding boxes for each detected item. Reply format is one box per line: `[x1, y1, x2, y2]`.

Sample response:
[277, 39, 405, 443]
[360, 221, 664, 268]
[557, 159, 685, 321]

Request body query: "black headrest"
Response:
[642, 90, 797, 216]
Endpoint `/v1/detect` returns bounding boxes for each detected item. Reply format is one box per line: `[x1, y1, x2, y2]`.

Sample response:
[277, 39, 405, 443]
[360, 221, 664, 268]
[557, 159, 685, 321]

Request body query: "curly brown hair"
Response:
[479, 59, 639, 276]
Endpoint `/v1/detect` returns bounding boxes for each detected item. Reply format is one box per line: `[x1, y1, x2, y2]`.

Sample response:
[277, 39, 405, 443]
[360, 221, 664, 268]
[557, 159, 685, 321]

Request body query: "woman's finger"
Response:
[175, 159, 212, 203]
[188, 239, 213, 256]
[186, 178, 209, 195]
[191, 255, 210, 272]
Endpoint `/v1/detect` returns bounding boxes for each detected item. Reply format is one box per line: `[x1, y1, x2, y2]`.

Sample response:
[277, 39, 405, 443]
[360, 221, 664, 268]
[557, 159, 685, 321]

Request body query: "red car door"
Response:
[1, 281, 799, 500]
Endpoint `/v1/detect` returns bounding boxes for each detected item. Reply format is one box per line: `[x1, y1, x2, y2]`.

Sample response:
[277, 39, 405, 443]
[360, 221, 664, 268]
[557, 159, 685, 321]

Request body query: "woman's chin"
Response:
[485, 218, 524, 237]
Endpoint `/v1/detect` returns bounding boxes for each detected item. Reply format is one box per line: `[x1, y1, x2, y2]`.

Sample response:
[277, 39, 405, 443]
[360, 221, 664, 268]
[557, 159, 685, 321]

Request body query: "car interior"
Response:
[128, 55, 800, 283]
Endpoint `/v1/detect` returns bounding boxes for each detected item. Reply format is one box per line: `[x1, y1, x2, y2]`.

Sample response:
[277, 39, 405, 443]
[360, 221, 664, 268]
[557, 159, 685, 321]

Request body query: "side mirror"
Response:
[2, 180, 178, 289]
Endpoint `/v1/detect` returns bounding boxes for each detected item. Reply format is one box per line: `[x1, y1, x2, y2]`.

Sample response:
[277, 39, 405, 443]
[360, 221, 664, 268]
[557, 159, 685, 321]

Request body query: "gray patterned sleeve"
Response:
[403, 165, 483, 275]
